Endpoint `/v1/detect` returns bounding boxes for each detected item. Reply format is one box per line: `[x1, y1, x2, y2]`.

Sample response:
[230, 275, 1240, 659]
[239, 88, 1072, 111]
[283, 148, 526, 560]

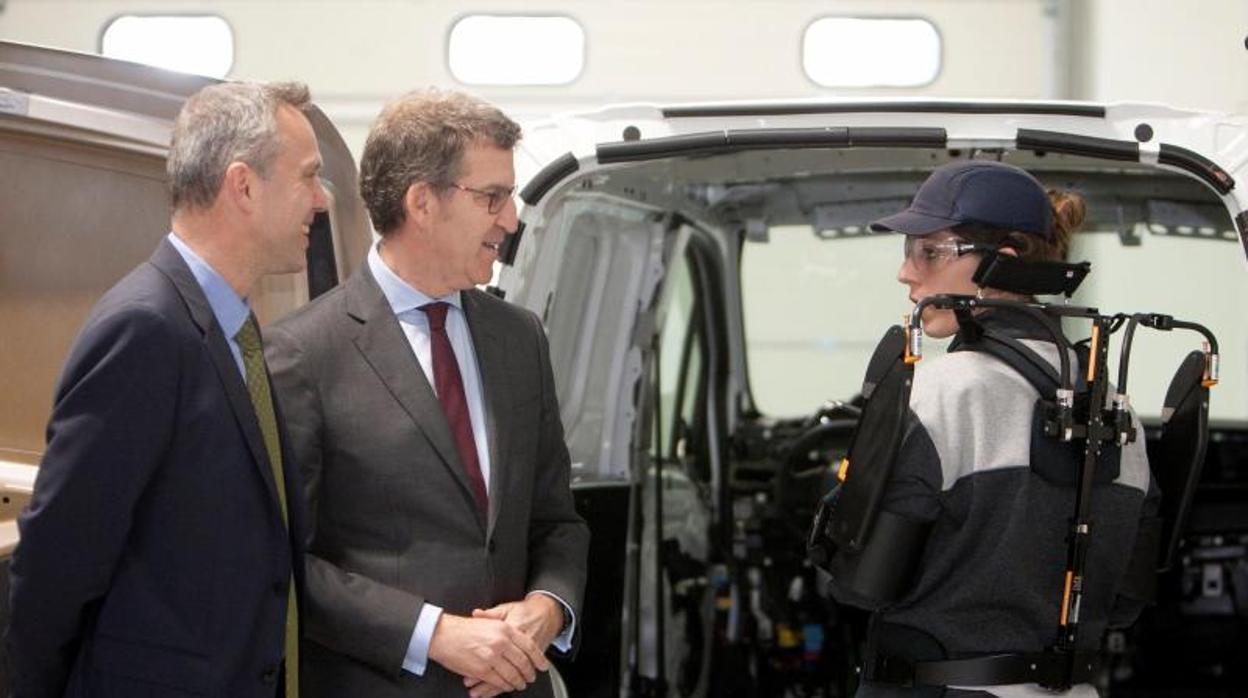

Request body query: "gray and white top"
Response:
[854, 315, 1158, 698]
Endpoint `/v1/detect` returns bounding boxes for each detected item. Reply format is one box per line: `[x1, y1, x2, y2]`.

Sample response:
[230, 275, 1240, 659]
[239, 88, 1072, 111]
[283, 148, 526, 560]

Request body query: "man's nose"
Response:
[313, 178, 330, 211]
[497, 194, 520, 233]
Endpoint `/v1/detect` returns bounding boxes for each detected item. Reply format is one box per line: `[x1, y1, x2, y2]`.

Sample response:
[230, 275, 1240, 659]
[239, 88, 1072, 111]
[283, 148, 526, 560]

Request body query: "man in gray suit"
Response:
[265, 89, 589, 698]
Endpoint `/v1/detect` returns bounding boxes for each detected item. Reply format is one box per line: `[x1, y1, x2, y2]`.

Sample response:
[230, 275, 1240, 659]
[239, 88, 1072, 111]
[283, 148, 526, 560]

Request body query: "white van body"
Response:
[498, 99, 1248, 695]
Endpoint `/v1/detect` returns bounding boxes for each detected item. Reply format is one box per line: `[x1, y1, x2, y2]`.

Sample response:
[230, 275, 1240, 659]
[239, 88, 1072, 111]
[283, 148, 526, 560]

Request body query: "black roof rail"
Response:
[520, 152, 580, 205]
[1015, 128, 1140, 161]
[1236, 212, 1248, 259]
[1159, 143, 1236, 194]
[597, 131, 732, 163]
[663, 102, 1106, 119]
[597, 126, 947, 164]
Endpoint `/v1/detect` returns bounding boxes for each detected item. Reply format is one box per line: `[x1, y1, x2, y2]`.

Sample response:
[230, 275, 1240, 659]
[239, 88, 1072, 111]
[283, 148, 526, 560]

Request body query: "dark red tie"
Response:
[420, 302, 489, 516]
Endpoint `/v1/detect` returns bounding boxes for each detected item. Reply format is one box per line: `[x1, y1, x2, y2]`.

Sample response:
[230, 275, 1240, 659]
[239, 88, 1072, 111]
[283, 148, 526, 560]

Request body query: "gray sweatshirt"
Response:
[847, 318, 1158, 698]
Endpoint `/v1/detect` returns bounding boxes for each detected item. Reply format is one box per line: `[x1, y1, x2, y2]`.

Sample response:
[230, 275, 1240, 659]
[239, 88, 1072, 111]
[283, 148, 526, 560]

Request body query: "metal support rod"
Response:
[650, 335, 667, 696]
[626, 460, 644, 697]
[1118, 313, 1221, 396]
[1048, 314, 1114, 690]
[909, 294, 1089, 394]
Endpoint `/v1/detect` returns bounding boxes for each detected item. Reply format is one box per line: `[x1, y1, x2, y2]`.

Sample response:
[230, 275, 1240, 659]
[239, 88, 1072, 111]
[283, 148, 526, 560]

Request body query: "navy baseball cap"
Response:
[870, 161, 1053, 239]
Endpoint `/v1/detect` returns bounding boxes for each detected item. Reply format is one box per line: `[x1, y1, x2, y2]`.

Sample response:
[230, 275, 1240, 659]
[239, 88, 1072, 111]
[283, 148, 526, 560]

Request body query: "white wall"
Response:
[0, 0, 1063, 156]
[1072, 0, 1248, 115]
[2, 0, 1243, 151]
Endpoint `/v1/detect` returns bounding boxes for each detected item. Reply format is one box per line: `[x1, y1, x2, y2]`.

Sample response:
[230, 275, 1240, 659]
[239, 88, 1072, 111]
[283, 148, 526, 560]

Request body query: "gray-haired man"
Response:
[8, 81, 325, 697]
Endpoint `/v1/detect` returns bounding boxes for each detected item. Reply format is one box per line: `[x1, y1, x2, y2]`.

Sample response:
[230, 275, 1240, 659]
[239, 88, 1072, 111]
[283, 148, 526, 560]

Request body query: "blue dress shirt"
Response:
[367, 243, 576, 676]
[167, 233, 250, 377]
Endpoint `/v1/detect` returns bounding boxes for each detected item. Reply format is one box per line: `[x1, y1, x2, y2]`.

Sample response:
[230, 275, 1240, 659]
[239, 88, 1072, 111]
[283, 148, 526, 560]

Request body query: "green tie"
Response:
[235, 315, 299, 698]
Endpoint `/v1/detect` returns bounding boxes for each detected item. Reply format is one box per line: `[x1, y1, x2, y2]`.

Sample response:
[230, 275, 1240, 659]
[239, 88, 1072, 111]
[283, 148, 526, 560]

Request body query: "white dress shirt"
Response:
[366, 244, 575, 676]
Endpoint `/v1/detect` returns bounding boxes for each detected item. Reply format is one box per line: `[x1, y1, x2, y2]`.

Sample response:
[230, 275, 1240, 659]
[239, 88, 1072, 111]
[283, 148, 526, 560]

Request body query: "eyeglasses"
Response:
[448, 183, 516, 215]
[903, 237, 996, 270]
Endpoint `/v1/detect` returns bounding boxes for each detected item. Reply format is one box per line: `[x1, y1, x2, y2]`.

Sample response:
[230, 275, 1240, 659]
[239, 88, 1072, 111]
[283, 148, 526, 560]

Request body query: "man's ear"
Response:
[403, 181, 438, 229]
[222, 161, 258, 214]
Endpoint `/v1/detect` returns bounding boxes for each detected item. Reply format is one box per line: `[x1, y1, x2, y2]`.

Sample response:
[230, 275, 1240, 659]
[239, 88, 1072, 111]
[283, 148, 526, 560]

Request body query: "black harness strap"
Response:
[872, 651, 1101, 688]
[956, 329, 1062, 396]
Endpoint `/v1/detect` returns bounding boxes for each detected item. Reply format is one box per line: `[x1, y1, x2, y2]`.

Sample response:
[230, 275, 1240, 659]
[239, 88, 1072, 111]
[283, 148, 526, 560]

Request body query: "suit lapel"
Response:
[148, 239, 283, 514]
[345, 266, 485, 530]
[462, 291, 509, 538]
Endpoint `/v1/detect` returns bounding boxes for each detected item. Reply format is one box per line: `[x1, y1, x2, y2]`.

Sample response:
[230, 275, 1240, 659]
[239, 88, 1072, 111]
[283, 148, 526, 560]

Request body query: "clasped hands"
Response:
[428, 592, 564, 697]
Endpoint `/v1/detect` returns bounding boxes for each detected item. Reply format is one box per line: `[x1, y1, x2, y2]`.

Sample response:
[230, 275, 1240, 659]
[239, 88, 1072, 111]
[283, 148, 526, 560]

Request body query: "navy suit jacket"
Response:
[7, 239, 306, 698]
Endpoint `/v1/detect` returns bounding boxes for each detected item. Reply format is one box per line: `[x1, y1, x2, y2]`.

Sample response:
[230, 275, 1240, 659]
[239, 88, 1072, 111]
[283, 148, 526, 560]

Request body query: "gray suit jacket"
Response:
[265, 265, 589, 697]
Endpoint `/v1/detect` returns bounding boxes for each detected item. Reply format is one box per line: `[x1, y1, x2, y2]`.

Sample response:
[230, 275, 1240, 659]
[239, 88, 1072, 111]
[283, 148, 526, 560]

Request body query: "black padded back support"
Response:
[830, 326, 913, 551]
[1155, 350, 1211, 572]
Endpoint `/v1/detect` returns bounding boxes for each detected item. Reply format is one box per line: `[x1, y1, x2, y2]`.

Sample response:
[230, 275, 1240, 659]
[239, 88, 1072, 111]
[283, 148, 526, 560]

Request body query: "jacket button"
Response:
[260, 666, 278, 684]
[488, 540, 496, 553]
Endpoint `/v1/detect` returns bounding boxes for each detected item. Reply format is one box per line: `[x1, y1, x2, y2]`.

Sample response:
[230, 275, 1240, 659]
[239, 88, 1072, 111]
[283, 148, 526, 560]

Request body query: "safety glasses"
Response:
[903, 237, 996, 271]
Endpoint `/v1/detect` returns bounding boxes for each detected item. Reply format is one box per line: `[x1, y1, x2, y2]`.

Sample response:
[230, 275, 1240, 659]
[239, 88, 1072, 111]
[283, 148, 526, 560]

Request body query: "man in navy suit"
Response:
[7, 80, 326, 697]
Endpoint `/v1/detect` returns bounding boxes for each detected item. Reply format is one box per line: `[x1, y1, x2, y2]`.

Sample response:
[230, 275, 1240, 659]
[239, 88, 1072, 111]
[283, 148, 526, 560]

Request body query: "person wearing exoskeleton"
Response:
[807, 161, 1219, 697]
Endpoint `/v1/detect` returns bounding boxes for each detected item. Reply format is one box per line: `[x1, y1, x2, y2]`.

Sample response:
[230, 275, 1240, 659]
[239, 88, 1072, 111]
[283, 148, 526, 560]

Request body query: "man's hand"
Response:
[462, 594, 565, 696]
[473, 593, 565, 650]
[428, 613, 549, 696]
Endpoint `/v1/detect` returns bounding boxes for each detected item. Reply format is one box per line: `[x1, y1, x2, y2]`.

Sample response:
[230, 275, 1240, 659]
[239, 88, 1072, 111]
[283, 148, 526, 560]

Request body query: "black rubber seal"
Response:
[597, 127, 947, 164]
[1158, 143, 1236, 194]
[846, 127, 947, 148]
[597, 131, 729, 163]
[1015, 128, 1139, 161]
[662, 101, 1106, 119]
[498, 221, 524, 267]
[305, 210, 338, 299]
[1236, 212, 1248, 259]
[723, 127, 851, 148]
[519, 152, 579, 205]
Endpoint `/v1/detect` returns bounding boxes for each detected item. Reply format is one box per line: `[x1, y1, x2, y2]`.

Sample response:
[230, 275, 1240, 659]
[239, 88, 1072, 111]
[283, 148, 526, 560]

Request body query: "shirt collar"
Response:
[367, 241, 462, 317]
[166, 232, 250, 340]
